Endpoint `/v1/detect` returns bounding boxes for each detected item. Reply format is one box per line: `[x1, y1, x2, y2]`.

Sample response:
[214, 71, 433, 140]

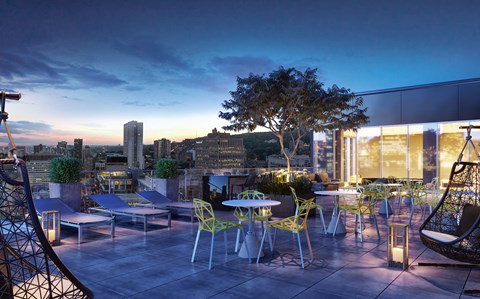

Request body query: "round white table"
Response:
[314, 190, 360, 235]
[222, 199, 280, 258]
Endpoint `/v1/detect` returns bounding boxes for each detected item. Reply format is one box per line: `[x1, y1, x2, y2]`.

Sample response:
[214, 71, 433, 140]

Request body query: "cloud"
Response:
[113, 39, 191, 70]
[210, 56, 277, 78]
[8, 121, 53, 135]
[122, 99, 180, 107]
[0, 48, 126, 90]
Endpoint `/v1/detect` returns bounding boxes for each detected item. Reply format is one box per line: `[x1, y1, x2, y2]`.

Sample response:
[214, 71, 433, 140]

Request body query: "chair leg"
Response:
[304, 227, 313, 261]
[297, 233, 305, 269]
[191, 229, 201, 263]
[235, 220, 242, 253]
[409, 201, 415, 225]
[359, 215, 363, 242]
[373, 215, 380, 239]
[265, 221, 273, 252]
[209, 233, 215, 270]
[224, 230, 228, 255]
[318, 208, 327, 235]
[256, 228, 268, 264]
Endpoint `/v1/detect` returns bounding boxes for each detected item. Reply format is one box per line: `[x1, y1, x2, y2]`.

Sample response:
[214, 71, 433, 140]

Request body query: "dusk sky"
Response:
[1, 1, 479, 146]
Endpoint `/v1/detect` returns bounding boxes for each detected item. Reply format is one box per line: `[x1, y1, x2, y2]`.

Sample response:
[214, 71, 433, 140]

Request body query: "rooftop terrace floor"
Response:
[53, 196, 480, 298]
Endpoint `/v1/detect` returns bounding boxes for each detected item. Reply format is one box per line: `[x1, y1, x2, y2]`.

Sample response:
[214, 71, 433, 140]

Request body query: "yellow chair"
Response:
[234, 190, 272, 252]
[257, 198, 315, 268]
[191, 199, 251, 270]
[290, 187, 326, 234]
[335, 186, 380, 242]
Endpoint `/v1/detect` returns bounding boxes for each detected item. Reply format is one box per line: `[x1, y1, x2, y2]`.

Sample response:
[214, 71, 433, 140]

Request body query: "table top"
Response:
[424, 189, 444, 194]
[368, 183, 402, 187]
[314, 190, 360, 196]
[222, 199, 281, 208]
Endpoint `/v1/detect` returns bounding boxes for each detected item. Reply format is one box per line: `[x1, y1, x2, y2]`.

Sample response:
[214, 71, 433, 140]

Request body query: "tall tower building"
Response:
[123, 120, 144, 169]
[154, 138, 171, 160]
[73, 138, 83, 160]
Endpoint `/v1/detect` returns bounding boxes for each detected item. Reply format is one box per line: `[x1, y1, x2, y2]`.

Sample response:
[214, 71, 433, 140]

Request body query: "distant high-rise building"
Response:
[123, 120, 144, 169]
[57, 141, 67, 156]
[73, 138, 83, 160]
[195, 128, 244, 169]
[82, 145, 94, 170]
[33, 144, 44, 154]
[154, 138, 171, 160]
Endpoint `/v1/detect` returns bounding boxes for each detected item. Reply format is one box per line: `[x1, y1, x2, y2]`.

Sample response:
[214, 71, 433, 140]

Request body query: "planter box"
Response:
[154, 178, 179, 201]
[269, 193, 317, 218]
[49, 182, 82, 211]
[270, 194, 296, 218]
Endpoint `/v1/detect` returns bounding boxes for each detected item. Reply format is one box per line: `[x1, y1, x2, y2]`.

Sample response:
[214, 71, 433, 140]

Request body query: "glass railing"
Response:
[30, 166, 323, 202]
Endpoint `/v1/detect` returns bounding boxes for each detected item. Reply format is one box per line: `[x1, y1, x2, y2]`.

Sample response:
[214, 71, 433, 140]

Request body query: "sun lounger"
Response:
[34, 197, 115, 243]
[89, 194, 171, 231]
[136, 190, 195, 222]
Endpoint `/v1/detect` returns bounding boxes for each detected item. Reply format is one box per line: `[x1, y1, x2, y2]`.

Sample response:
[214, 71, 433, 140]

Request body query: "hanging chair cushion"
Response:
[422, 229, 458, 243]
[456, 204, 480, 237]
[422, 204, 480, 244]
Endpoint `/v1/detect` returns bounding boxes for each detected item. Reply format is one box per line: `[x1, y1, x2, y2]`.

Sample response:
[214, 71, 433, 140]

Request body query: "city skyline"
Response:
[1, 1, 479, 145]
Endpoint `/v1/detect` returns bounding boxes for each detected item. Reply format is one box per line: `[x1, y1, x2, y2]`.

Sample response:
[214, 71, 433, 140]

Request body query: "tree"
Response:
[219, 67, 369, 172]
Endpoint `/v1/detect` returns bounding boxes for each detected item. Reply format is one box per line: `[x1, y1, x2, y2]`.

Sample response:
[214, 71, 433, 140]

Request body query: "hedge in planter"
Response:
[49, 157, 82, 183]
[154, 158, 180, 200]
[49, 157, 82, 211]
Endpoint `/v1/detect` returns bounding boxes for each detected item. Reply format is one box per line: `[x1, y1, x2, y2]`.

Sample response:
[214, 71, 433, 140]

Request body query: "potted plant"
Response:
[48, 157, 82, 211]
[154, 158, 179, 201]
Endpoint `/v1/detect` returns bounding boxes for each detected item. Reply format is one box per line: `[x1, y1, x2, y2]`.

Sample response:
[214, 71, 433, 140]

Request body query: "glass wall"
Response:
[312, 120, 480, 186]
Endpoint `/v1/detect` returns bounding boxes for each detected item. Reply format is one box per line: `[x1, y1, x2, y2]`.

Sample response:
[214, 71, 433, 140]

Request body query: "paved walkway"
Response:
[53, 196, 480, 298]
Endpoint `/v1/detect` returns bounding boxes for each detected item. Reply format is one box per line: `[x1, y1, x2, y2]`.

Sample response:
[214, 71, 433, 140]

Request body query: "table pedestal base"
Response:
[327, 215, 346, 235]
[239, 233, 263, 259]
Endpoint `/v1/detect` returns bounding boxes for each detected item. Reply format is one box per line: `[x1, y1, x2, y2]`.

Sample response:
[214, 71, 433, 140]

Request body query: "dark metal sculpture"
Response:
[419, 125, 480, 264]
[0, 91, 93, 298]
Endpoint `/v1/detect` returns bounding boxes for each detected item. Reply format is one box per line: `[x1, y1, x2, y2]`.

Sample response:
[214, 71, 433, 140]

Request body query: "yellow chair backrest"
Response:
[295, 198, 315, 231]
[238, 190, 265, 200]
[193, 198, 216, 232]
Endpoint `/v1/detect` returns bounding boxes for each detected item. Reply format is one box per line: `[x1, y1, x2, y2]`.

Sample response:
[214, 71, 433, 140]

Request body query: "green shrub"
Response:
[155, 158, 179, 179]
[257, 177, 312, 197]
[49, 157, 82, 183]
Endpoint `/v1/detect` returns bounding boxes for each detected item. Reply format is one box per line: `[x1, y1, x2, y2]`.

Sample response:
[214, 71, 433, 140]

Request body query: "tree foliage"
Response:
[219, 67, 369, 171]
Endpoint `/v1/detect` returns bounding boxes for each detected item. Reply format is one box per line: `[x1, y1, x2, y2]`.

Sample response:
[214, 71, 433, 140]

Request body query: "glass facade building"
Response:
[311, 78, 480, 186]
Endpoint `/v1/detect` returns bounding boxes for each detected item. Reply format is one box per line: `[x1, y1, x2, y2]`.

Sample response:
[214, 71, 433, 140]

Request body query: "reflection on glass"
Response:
[357, 127, 380, 178]
[438, 122, 469, 185]
[382, 126, 407, 179]
[312, 131, 334, 174]
[420, 124, 437, 184]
